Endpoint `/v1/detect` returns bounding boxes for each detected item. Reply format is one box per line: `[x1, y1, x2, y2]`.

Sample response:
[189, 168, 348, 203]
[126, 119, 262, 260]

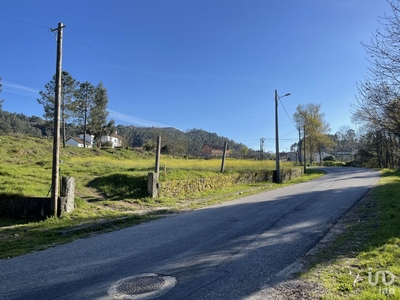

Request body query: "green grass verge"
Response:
[302, 169, 400, 299]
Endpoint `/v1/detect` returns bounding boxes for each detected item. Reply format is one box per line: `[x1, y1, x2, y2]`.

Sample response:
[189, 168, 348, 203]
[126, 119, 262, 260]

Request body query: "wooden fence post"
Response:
[221, 142, 228, 173]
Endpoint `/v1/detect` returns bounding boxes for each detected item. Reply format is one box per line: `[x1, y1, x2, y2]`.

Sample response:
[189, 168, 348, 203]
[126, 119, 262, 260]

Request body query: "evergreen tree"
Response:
[37, 71, 78, 147]
[74, 81, 96, 148]
[89, 82, 110, 147]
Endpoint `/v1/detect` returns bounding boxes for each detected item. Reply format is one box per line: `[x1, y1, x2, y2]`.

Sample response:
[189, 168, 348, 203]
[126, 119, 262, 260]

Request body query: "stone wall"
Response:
[0, 197, 51, 218]
[156, 168, 303, 198]
[0, 176, 75, 218]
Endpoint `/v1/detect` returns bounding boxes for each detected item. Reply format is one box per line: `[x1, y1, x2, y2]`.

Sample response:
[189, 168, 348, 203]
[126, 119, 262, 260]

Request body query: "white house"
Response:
[78, 133, 95, 147]
[100, 131, 124, 148]
[65, 137, 92, 148]
[66, 131, 124, 149]
[278, 152, 298, 162]
[313, 152, 332, 162]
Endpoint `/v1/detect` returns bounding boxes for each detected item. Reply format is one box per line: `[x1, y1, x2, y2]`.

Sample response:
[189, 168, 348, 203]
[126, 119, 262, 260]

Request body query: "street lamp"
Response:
[275, 89, 291, 183]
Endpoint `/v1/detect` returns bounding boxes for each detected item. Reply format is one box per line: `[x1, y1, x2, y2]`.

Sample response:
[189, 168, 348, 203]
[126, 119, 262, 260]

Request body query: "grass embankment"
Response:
[303, 169, 400, 299]
[0, 134, 324, 259]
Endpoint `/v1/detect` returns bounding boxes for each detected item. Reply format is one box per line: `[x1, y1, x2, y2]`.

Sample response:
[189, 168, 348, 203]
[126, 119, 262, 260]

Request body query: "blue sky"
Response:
[0, 0, 391, 151]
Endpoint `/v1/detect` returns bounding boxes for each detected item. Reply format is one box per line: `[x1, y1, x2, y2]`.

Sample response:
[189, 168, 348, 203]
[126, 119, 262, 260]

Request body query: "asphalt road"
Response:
[0, 167, 380, 300]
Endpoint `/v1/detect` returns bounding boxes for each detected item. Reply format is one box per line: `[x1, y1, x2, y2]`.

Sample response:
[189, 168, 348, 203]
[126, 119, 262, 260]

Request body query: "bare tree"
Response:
[352, 1, 400, 167]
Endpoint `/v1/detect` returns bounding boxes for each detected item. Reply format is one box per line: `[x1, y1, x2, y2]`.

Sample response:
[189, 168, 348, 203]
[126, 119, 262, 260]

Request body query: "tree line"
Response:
[115, 126, 250, 158]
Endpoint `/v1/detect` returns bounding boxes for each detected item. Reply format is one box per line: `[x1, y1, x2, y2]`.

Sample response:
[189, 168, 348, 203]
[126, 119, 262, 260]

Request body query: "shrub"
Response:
[323, 155, 335, 161]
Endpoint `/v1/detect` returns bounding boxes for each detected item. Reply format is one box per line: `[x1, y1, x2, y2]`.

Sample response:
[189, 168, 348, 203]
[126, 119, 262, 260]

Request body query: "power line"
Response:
[280, 129, 298, 138]
[279, 98, 297, 128]
[0, 15, 50, 29]
[0, 15, 262, 122]
[1, 15, 290, 128]
[64, 34, 264, 122]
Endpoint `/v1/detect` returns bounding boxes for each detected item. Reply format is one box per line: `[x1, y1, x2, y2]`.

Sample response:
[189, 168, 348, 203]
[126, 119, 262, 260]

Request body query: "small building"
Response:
[278, 151, 299, 162]
[201, 144, 229, 158]
[66, 131, 124, 149]
[313, 152, 332, 162]
[78, 133, 95, 147]
[65, 137, 92, 148]
[100, 131, 124, 148]
[286, 152, 298, 162]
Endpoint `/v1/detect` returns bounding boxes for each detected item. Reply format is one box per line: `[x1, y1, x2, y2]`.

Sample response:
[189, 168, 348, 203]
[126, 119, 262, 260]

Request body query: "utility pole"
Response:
[260, 137, 265, 160]
[83, 84, 88, 148]
[274, 90, 290, 183]
[221, 142, 228, 173]
[275, 90, 280, 183]
[303, 124, 307, 174]
[50, 22, 65, 217]
[298, 127, 301, 163]
[155, 136, 161, 180]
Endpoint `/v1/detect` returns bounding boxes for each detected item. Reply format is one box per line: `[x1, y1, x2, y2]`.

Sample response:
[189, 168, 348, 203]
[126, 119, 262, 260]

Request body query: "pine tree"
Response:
[89, 82, 109, 147]
[74, 81, 96, 148]
[37, 71, 78, 147]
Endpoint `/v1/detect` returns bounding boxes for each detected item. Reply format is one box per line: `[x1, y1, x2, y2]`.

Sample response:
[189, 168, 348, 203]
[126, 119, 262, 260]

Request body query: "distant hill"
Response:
[0, 109, 250, 157]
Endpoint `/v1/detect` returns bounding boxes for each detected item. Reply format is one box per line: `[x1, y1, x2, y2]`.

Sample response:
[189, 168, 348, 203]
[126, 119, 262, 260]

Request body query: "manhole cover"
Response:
[108, 273, 177, 300]
[116, 276, 165, 294]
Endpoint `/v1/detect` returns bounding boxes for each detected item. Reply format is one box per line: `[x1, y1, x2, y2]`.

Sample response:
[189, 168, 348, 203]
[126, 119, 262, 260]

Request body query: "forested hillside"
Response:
[0, 109, 249, 157]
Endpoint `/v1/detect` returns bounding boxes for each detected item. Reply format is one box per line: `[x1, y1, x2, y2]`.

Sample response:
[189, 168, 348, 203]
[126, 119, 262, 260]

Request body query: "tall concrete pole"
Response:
[50, 22, 65, 217]
[275, 90, 280, 183]
[303, 124, 307, 174]
[274, 90, 290, 183]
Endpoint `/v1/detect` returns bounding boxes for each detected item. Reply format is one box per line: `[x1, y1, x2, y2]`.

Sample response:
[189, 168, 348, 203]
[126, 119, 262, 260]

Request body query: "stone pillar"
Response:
[148, 172, 158, 198]
[59, 176, 75, 216]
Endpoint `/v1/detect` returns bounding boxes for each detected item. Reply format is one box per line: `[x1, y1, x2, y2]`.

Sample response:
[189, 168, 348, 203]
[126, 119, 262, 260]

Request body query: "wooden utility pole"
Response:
[220, 142, 228, 173]
[298, 127, 301, 163]
[155, 136, 161, 179]
[50, 22, 65, 217]
[303, 124, 307, 174]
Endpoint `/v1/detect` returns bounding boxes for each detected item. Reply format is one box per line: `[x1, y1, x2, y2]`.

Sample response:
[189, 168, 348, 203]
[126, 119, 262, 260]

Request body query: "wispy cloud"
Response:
[2, 81, 39, 97]
[109, 109, 175, 128]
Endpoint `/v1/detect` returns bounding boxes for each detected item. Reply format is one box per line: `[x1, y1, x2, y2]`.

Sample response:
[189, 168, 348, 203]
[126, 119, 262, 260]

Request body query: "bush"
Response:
[323, 155, 335, 161]
[322, 161, 344, 167]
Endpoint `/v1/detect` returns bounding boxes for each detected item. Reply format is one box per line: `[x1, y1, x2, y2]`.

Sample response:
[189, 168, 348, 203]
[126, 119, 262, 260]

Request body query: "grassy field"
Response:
[0, 134, 295, 198]
[0, 134, 324, 259]
[302, 169, 400, 299]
